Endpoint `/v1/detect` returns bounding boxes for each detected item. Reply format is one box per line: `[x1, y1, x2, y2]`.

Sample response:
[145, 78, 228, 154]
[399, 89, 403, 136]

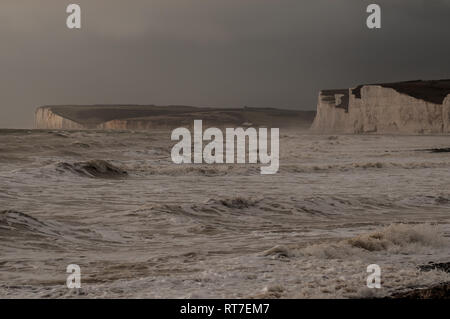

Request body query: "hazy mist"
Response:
[1, 0, 450, 128]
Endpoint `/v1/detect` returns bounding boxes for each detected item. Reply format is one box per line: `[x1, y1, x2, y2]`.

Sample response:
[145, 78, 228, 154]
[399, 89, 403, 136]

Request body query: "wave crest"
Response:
[0, 210, 62, 238]
[56, 160, 128, 178]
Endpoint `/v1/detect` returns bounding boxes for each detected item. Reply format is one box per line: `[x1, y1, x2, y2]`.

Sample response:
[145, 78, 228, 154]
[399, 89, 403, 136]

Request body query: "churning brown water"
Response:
[0, 129, 449, 298]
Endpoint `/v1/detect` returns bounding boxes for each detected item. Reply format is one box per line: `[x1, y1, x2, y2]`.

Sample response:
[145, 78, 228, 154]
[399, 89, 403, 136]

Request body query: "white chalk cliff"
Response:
[311, 80, 450, 134]
[35, 106, 85, 130]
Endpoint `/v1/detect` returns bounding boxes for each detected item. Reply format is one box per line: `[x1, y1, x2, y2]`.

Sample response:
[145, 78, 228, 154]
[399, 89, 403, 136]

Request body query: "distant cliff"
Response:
[35, 105, 316, 130]
[35, 106, 84, 129]
[311, 80, 450, 134]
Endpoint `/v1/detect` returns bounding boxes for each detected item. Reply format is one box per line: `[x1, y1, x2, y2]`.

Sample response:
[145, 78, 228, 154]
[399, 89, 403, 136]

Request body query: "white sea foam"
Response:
[300, 223, 446, 259]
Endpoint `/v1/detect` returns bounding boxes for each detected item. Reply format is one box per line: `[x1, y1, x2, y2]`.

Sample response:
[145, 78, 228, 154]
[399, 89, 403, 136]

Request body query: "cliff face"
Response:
[311, 80, 450, 134]
[444, 95, 450, 132]
[35, 105, 315, 130]
[310, 90, 350, 133]
[35, 107, 85, 130]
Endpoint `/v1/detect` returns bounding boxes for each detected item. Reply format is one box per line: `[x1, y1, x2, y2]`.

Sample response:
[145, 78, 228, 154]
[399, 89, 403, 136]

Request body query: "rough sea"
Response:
[0, 129, 449, 298]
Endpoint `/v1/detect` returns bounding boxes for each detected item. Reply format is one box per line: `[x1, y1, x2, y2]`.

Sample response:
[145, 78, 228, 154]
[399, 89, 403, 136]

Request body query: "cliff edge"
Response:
[311, 80, 450, 134]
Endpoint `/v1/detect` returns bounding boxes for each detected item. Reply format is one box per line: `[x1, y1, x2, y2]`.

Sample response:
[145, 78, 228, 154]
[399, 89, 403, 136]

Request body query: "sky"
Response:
[1, 0, 450, 128]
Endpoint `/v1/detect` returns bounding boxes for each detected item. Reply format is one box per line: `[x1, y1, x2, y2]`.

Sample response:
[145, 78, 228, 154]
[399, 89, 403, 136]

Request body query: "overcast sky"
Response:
[1, 0, 450, 128]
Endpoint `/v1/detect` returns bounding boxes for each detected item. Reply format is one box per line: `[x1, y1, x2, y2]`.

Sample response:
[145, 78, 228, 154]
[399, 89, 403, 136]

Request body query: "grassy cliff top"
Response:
[352, 79, 450, 104]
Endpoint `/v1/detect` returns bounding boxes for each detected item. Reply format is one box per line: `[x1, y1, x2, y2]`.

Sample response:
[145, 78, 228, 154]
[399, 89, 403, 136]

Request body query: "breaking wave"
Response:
[0, 210, 125, 246]
[119, 161, 450, 177]
[56, 160, 128, 178]
[301, 223, 446, 259]
[0, 210, 66, 238]
[143, 193, 450, 225]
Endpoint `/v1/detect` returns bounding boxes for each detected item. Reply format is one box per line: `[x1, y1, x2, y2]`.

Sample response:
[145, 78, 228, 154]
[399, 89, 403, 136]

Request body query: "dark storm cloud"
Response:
[1, 0, 450, 127]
